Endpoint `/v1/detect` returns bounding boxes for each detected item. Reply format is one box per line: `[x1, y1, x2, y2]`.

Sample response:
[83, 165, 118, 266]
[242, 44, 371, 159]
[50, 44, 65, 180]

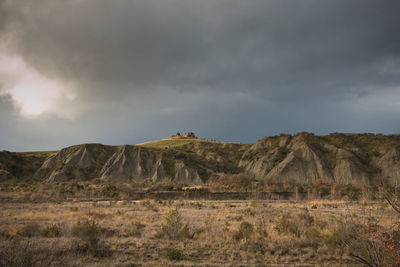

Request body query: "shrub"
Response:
[297, 208, 314, 226]
[71, 219, 108, 256]
[191, 202, 203, 209]
[213, 173, 256, 190]
[131, 222, 145, 237]
[312, 179, 331, 197]
[162, 208, 191, 239]
[180, 224, 190, 238]
[274, 209, 315, 237]
[101, 184, 118, 198]
[117, 183, 137, 198]
[322, 231, 341, 249]
[0, 229, 12, 240]
[332, 184, 361, 200]
[154, 231, 165, 239]
[243, 208, 256, 217]
[304, 227, 322, 242]
[381, 184, 400, 214]
[151, 207, 159, 212]
[256, 219, 268, 239]
[274, 212, 298, 236]
[66, 180, 83, 192]
[362, 221, 400, 266]
[164, 209, 182, 238]
[41, 224, 61, 238]
[116, 210, 124, 216]
[328, 220, 400, 266]
[166, 248, 183, 261]
[233, 221, 254, 241]
[17, 224, 40, 238]
[335, 221, 387, 266]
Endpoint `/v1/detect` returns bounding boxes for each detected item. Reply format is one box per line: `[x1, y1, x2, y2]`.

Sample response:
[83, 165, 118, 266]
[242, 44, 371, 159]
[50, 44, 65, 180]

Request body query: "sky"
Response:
[1, 0, 400, 151]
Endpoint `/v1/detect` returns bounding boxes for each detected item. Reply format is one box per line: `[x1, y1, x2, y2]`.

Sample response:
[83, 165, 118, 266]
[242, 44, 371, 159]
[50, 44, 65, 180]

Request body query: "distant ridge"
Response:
[1, 132, 399, 185]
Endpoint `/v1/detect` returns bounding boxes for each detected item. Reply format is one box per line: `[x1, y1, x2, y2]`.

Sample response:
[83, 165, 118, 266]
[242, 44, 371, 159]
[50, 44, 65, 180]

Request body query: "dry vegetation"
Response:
[1, 197, 399, 266]
[138, 137, 200, 149]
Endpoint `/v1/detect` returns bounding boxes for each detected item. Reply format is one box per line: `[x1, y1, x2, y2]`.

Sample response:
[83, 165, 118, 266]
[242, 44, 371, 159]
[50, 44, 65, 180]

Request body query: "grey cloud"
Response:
[0, 0, 400, 151]
[2, 0, 399, 93]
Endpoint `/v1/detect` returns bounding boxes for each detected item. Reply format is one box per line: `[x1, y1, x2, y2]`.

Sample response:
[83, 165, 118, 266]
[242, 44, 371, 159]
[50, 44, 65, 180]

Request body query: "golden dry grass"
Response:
[137, 137, 200, 148]
[0, 199, 398, 266]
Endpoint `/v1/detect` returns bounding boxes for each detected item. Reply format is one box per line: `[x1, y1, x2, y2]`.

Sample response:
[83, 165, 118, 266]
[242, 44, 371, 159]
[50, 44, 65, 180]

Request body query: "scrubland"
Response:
[1, 197, 399, 266]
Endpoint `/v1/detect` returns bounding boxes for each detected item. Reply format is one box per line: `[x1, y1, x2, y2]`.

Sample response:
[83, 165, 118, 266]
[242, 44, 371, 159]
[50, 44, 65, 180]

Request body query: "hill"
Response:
[1, 132, 399, 186]
[240, 132, 400, 185]
[30, 137, 249, 184]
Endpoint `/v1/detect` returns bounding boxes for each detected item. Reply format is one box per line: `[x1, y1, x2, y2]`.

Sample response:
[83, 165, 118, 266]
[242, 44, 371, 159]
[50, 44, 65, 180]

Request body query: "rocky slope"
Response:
[1, 133, 400, 185]
[32, 144, 205, 184]
[30, 139, 247, 184]
[239, 133, 400, 185]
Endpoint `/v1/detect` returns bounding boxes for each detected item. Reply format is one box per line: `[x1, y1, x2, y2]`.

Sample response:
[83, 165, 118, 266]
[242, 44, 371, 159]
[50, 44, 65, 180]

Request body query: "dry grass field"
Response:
[1, 198, 399, 266]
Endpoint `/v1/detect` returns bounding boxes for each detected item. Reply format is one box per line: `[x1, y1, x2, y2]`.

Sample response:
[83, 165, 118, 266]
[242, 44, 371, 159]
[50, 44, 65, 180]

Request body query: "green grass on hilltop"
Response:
[138, 138, 200, 149]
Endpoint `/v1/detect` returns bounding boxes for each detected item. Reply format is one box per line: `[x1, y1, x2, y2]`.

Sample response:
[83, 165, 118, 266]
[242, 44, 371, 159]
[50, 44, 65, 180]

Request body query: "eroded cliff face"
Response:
[239, 133, 399, 185]
[329, 147, 370, 184]
[33, 144, 203, 184]
[33, 144, 116, 182]
[373, 148, 400, 185]
[99, 146, 158, 182]
[264, 141, 332, 184]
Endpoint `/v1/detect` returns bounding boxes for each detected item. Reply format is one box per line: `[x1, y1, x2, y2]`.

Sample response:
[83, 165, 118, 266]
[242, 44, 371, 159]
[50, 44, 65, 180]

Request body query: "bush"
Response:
[274, 209, 314, 237]
[297, 209, 314, 226]
[101, 184, 118, 198]
[162, 208, 191, 239]
[243, 208, 256, 217]
[131, 222, 145, 237]
[312, 179, 331, 197]
[274, 212, 298, 236]
[66, 180, 83, 191]
[71, 219, 108, 256]
[335, 221, 387, 266]
[332, 184, 361, 200]
[213, 173, 256, 190]
[154, 231, 165, 239]
[304, 227, 321, 242]
[327, 220, 400, 266]
[17, 224, 40, 238]
[322, 231, 341, 249]
[256, 219, 268, 239]
[233, 221, 254, 241]
[0, 229, 12, 240]
[41, 224, 61, 237]
[166, 248, 183, 261]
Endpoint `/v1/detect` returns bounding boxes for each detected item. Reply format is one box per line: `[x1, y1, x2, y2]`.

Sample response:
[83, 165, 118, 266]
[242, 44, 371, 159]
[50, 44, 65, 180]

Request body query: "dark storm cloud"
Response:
[3, 0, 399, 94]
[0, 0, 400, 151]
